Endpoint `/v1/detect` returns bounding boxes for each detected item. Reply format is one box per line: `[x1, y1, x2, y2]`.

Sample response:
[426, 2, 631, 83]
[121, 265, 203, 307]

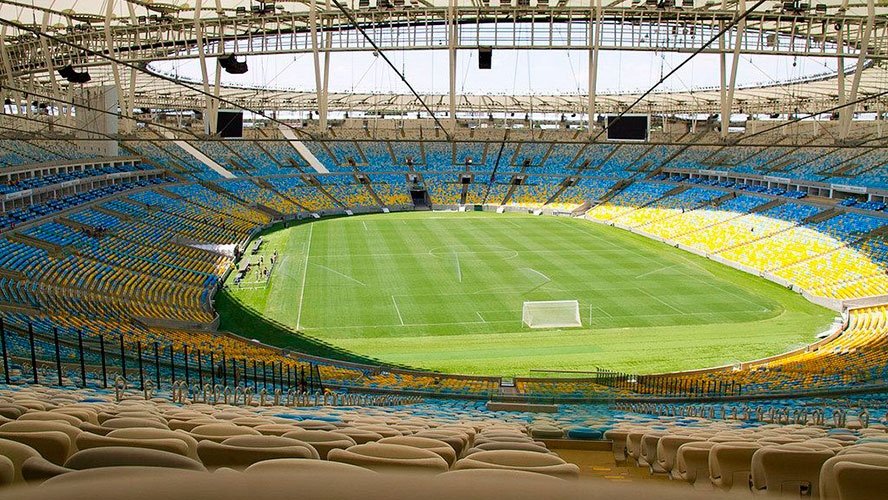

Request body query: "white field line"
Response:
[592, 306, 615, 319]
[636, 287, 685, 314]
[362, 221, 369, 231]
[312, 263, 367, 286]
[302, 308, 770, 331]
[295, 223, 314, 330]
[455, 252, 462, 283]
[476, 311, 487, 323]
[523, 268, 552, 282]
[635, 264, 679, 280]
[391, 295, 405, 326]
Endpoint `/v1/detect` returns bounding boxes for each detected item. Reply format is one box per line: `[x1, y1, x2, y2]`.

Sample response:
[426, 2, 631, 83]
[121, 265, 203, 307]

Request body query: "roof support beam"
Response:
[311, 0, 328, 131]
[105, 0, 129, 134]
[841, 0, 875, 140]
[194, 0, 218, 134]
[588, 0, 602, 137]
[448, 0, 457, 132]
[721, 0, 745, 140]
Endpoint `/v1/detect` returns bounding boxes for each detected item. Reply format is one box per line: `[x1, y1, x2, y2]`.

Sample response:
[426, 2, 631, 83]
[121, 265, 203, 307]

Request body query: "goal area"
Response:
[522, 300, 582, 329]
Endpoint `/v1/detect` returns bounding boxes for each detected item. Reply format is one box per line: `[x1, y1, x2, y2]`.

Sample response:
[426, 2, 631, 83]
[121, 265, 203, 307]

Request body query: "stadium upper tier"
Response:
[0, 135, 886, 401]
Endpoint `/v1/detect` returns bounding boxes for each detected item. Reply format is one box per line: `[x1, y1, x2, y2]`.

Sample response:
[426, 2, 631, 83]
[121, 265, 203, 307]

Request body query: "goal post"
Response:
[522, 300, 582, 329]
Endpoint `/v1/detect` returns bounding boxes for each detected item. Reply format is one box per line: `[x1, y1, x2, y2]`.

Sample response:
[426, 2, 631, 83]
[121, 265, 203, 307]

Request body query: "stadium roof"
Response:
[1, 0, 886, 118]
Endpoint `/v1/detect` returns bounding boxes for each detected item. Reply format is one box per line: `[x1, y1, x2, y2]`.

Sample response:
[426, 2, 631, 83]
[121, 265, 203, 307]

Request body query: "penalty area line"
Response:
[312, 263, 367, 286]
[391, 295, 405, 326]
[635, 264, 679, 279]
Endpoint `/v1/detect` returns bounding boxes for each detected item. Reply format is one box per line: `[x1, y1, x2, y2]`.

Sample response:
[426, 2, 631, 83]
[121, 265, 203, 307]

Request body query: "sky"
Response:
[150, 48, 848, 97]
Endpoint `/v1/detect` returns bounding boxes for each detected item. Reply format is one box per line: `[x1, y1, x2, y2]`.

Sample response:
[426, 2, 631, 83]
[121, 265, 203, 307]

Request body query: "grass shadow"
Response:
[215, 291, 414, 369]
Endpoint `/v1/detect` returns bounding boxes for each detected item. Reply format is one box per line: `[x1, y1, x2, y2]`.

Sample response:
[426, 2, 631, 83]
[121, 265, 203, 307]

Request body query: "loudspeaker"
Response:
[58, 64, 91, 84]
[219, 54, 248, 75]
[478, 47, 492, 69]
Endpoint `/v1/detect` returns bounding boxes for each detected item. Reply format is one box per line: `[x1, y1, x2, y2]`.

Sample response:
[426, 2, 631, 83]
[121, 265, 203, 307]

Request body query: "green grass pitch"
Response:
[217, 211, 836, 376]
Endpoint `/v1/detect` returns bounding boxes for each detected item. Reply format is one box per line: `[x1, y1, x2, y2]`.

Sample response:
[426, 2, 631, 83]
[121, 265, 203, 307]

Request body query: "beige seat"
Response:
[50, 408, 99, 425]
[604, 429, 633, 463]
[167, 418, 221, 432]
[188, 424, 261, 443]
[627, 431, 655, 467]
[0, 437, 42, 483]
[328, 442, 449, 474]
[282, 430, 356, 460]
[528, 425, 563, 440]
[378, 436, 457, 466]
[244, 458, 377, 476]
[18, 411, 82, 426]
[64, 446, 206, 471]
[335, 427, 385, 445]
[0, 428, 72, 465]
[106, 428, 200, 461]
[100, 417, 169, 431]
[293, 420, 339, 431]
[0, 419, 81, 454]
[750, 445, 834, 497]
[832, 461, 888, 500]
[413, 430, 468, 455]
[657, 435, 704, 478]
[640, 433, 667, 473]
[709, 441, 763, 491]
[252, 424, 300, 437]
[820, 453, 888, 500]
[0, 454, 14, 486]
[676, 441, 717, 487]
[352, 425, 403, 438]
[196, 435, 318, 469]
[452, 449, 579, 479]
[75, 432, 190, 457]
[437, 468, 566, 485]
[464, 441, 553, 456]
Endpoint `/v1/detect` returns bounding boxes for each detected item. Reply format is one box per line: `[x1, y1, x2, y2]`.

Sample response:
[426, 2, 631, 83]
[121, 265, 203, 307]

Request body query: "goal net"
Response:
[522, 300, 582, 329]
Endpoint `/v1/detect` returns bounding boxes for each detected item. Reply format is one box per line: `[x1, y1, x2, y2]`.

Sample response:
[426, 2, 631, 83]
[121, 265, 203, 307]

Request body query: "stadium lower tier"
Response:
[0, 384, 886, 497]
[0, 175, 886, 400]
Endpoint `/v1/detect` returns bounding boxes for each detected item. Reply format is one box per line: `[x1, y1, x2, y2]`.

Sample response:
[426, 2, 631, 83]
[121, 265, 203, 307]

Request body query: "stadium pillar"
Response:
[0, 317, 9, 384]
[209, 351, 215, 388]
[184, 345, 190, 387]
[137, 341, 144, 391]
[221, 352, 227, 387]
[170, 345, 176, 386]
[232, 357, 238, 388]
[99, 335, 107, 388]
[52, 327, 62, 386]
[78, 330, 86, 388]
[28, 323, 38, 384]
[119, 335, 126, 383]
[270, 361, 276, 391]
[197, 349, 204, 390]
[252, 360, 258, 391]
[262, 361, 268, 391]
[155, 343, 162, 390]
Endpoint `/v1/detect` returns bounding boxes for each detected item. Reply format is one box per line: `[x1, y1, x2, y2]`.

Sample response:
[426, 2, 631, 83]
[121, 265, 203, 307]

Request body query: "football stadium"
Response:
[0, 0, 887, 497]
